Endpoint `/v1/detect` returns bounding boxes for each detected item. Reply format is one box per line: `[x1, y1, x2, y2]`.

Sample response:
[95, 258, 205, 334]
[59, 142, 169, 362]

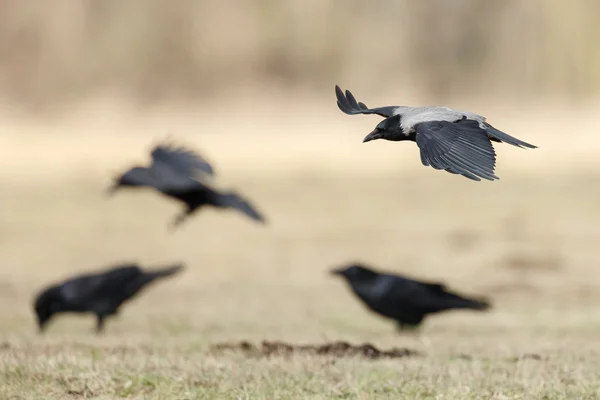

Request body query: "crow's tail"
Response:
[143, 264, 185, 284]
[217, 192, 266, 223]
[463, 297, 491, 311]
[457, 295, 491, 311]
[444, 291, 491, 311]
[483, 122, 537, 149]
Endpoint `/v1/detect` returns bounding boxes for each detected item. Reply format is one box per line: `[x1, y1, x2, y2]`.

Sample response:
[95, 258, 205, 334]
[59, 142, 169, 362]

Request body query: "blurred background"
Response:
[0, 0, 599, 343]
[0, 0, 598, 109]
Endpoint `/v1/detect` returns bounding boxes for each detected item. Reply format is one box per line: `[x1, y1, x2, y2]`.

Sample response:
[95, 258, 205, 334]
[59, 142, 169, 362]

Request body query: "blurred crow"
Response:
[331, 263, 490, 331]
[109, 142, 266, 228]
[336, 85, 537, 181]
[33, 263, 184, 333]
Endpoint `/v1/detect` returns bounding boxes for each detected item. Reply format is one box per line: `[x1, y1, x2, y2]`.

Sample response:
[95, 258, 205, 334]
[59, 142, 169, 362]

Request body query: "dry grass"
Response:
[1, 101, 600, 398]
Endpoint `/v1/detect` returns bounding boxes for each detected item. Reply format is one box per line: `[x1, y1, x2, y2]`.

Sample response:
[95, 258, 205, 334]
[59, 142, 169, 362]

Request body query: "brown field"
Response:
[1, 100, 600, 399]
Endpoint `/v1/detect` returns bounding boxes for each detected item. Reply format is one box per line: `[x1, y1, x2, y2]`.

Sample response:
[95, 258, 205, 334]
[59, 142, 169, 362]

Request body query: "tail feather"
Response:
[218, 192, 266, 223]
[125, 264, 185, 296]
[137, 264, 185, 287]
[463, 297, 491, 311]
[454, 295, 491, 311]
[146, 264, 185, 280]
[443, 291, 491, 311]
[484, 123, 537, 149]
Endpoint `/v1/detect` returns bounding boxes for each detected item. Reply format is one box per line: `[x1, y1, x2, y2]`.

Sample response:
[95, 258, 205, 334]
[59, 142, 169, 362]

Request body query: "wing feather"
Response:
[147, 143, 214, 192]
[60, 266, 141, 303]
[335, 85, 400, 118]
[151, 143, 215, 177]
[415, 119, 499, 181]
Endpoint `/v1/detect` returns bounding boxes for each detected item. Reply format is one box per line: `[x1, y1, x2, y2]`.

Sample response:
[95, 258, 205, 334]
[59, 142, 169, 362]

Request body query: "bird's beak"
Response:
[363, 129, 383, 143]
[329, 268, 345, 276]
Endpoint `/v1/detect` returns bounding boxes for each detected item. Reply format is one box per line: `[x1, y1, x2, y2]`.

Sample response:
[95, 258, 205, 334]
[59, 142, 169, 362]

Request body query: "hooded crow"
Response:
[331, 263, 491, 331]
[335, 85, 537, 181]
[108, 142, 266, 228]
[33, 263, 184, 333]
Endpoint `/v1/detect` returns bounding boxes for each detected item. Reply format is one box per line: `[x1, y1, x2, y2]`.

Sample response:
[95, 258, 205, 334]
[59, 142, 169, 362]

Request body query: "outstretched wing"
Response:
[148, 143, 214, 192]
[216, 192, 266, 223]
[335, 85, 401, 118]
[414, 119, 499, 182]
[151, 143, 215, 176]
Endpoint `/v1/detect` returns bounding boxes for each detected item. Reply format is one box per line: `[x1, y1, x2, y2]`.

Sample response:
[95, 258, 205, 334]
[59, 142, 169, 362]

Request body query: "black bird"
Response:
[33, 263, 184, 333]
[331, 263, 490, 331]
[108, 142, 266, 228]
[335, 85, 537, 181]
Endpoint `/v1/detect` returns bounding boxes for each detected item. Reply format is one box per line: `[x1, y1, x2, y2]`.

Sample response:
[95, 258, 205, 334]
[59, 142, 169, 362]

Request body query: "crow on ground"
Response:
[331, 263, 490, 331]
[109, 142, 266, 228]
[33, 263, 184, 333]
[335, 85, 537, 181]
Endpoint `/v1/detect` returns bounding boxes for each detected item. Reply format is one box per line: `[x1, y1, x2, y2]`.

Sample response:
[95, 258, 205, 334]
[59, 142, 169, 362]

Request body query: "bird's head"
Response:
[363, 115, 403, 143]
[33, 287, 63, 334]
[330, 263, 379, 283]
[106, 167, 148, 196]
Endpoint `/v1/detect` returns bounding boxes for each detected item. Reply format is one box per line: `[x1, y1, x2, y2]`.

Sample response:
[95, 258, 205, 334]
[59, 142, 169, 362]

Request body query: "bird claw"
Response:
[169, 214, 187, 230]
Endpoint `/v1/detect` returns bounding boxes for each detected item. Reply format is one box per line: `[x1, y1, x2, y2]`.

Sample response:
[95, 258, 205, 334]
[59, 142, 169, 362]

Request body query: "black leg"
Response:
[95, 315, 105, 334]
[396, 321, 420, 335]
[170, 212, 188, 230]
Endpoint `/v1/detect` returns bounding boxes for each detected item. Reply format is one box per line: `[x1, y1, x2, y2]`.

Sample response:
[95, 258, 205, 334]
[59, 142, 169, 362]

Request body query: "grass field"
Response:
[1, 101, 600, 399]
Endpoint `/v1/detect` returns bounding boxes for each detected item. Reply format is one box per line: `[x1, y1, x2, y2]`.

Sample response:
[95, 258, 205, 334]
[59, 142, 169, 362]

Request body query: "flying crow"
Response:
[331, 263, 490, 331]
[33, 263, 184, 333]
[109, 142, 266, 228]
[336, 85, 537, 181]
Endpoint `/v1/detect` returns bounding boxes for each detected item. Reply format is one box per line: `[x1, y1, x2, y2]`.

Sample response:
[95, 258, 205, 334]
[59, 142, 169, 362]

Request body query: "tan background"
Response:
[1, 1, 599, 398]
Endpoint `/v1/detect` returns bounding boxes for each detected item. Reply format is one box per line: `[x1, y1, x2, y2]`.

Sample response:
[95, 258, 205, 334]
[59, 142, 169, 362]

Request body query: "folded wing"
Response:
[59, 265, 142, 305]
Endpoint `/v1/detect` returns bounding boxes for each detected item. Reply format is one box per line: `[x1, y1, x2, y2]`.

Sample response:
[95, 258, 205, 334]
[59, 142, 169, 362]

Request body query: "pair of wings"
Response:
[336, 85, 536, 181]
[148, 143, 216, 191]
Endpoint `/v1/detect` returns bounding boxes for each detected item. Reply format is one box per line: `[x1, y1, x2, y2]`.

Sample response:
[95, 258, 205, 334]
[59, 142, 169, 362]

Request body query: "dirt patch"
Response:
[209, 340, 423, 360]
[508, 353, 544, 362]
[66, 388, 97, 398]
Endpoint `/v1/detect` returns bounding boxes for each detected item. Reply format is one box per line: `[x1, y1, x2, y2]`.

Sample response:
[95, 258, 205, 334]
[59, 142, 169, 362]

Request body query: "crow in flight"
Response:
[335, 85, 537, 181]
[331, 263, 490, 331]
[108, 142, 265, 228]
[33, 263, 184, 333]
